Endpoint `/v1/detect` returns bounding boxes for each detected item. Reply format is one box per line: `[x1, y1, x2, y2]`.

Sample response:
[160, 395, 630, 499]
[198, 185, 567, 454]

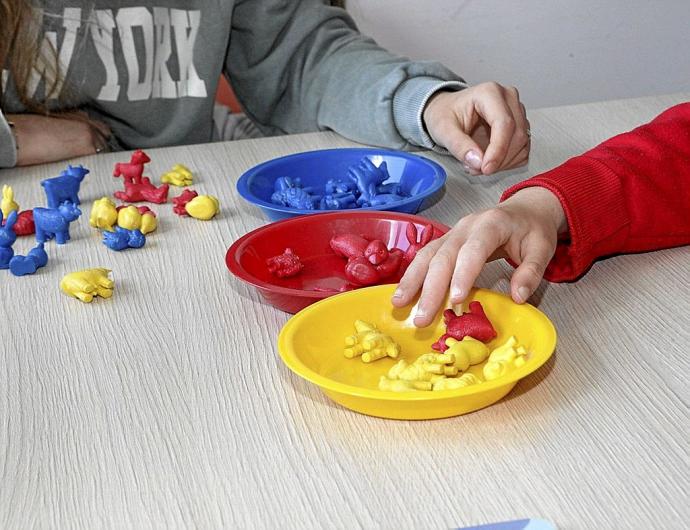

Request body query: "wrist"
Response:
[506, 186, 568, 235]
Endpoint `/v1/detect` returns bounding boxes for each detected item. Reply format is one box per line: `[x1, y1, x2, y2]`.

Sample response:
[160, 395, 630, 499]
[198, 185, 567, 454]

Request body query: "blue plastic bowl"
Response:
[236, 148, 447, 221]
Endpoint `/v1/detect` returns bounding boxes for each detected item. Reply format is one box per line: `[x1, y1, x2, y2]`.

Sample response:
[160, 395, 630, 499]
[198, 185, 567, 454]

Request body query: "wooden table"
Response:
[1, 93, 688, 529]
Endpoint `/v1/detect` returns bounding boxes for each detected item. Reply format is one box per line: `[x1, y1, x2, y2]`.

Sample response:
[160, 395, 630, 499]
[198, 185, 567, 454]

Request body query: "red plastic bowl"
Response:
[226, 211, 449, 313]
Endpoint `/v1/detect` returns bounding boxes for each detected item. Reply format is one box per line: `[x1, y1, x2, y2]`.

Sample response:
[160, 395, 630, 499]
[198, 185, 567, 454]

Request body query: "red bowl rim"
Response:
[225, 210, 450, 299]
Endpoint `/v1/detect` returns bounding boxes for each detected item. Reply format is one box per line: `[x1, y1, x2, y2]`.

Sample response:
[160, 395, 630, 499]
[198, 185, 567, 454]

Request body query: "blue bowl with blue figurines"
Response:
[236, 148, 447, 221]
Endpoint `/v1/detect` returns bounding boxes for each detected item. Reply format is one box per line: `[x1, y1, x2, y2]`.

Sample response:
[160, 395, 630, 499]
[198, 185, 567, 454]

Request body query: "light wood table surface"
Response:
[1, 93, 688, 529]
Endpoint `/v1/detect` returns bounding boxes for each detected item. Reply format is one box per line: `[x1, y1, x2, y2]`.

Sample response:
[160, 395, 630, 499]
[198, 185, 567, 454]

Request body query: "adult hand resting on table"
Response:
[423, 82, 531, 174]
[7, 112, 110, 166]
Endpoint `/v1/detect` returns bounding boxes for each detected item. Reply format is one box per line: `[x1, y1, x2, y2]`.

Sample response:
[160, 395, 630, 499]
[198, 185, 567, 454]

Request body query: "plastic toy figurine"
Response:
[12, 211, 35, 236]
[102, 226, 146, 251]
[320, 192, 357, 210]
[344, 320, 401, 362]
[444, 336, 490, 367]
[8, 243, 48, 276]
[185, 195, 220, 220]
[33, 202, 82, 244]
[271, 185, 319, 210]
[161, 163, 193, 187]
[330, 233, 404, 286]
[432, 301, 497, 352]
[172, 189, 198, 215]
[115, 204, 158, 233]
[90, 197, 119, 231]
[0, 210, 17, 269]
[403, 222, 434, 266]
[60, 268, 114, 303]
[266, 248, 304, 278]
[113, 150, 169, 204]
[41, 164, 89, 208]
[325, 177, 356, 195]
[1, 185, 19, 218]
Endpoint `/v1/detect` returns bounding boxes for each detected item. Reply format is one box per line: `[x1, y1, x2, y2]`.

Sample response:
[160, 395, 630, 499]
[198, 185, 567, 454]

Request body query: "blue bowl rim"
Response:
[236, 147, 447, 216]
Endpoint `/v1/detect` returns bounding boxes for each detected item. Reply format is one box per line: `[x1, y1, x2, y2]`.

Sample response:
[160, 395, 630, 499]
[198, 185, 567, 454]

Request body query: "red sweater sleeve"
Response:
[501, 102, 690, 282]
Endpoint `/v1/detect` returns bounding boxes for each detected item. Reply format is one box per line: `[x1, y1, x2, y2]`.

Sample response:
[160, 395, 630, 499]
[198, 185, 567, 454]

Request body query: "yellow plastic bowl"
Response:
[278, 285, 557, 420]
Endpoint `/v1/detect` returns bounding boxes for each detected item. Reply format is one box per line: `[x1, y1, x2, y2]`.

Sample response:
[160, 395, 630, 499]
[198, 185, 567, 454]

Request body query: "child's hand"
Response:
[423, 82, 530, 175]
[391, 187, 567, 327]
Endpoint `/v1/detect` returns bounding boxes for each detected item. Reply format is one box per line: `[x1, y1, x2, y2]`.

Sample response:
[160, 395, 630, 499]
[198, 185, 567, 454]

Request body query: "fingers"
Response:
[441, 130, 484, 173]
[448, 217, 507, 305]
[472, 83, 515, 174]
[510, 233, 556, 303]
[471, 83, 530, 174]
[392, 237, 446, 308]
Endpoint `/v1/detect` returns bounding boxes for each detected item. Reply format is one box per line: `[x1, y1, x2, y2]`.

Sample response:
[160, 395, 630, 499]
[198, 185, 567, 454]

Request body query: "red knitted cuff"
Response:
[501, 156, 630, 282]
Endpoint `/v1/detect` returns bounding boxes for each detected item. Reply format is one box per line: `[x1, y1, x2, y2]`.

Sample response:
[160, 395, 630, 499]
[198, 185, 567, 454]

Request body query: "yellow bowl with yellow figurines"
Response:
[277, 285, 557, 420]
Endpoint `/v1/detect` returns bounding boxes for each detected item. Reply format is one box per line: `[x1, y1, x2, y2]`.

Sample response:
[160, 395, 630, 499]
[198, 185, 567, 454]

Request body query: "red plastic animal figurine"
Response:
[432, 301, 497, 351]
[2, 210, 34, 236]
[172, 189, 198, 216]
[113, 150, 169, 204]
[266, 248, 304, 278]
[403, 222, 433, 265]
[330, 234, 404, 286]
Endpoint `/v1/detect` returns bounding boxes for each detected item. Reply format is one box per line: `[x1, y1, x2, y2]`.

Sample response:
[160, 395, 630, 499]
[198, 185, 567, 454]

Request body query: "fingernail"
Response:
[451, 287, 465, 302]
[415, 308, 427, 320]
[516, 286, 530, 303]
[464, 150, 482, 170]
[462, 163, 471, 174]
[392, 289, 403, 299]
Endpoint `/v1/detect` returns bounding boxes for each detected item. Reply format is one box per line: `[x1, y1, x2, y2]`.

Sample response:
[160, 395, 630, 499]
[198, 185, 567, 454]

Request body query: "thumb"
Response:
[442, 128, 484, 171]
[509, 235, 555, 303]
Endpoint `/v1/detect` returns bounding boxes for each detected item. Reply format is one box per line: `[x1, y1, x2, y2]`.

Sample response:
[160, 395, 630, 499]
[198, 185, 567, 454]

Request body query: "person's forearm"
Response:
[7, 113, 102, 166]
[502, 102, 690, 281]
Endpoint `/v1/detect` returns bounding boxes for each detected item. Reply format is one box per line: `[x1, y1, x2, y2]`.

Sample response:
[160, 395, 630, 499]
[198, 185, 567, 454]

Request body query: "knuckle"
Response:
[429, 249, 456, 271]
[506, 85, 520, 99]
[480, 207, 512, 228]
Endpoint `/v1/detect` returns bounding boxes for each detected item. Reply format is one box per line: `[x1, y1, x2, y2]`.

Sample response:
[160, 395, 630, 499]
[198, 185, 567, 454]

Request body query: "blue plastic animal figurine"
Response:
[325, 178, 356, 195]
[0, 210, 18, 269]
[33, 202, 82, 244]
[271, 187, 320, 209]
[320, 192, 357, 210]
[41, 164, 90, 208]
[102, 226, 146, 251]
[9, 242, 48, 276]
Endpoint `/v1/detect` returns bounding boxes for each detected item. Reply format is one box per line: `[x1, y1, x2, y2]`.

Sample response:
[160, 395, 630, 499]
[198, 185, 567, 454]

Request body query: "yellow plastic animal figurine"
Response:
[1, 185, 20, 219]
[483, 336, 528, 381]
[117, 205, 142, 231]
[89, 197, 118, 231]
[344, 319, 401, 362]
[140, 211, 157, 234]
[185, 195, 219, 220]
[60, 268, 114, 303]
[161, 164, 193, 187]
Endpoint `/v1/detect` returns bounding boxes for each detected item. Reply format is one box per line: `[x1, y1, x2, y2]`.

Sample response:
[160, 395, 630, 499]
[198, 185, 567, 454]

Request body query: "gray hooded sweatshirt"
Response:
[0, 1, 467, 168]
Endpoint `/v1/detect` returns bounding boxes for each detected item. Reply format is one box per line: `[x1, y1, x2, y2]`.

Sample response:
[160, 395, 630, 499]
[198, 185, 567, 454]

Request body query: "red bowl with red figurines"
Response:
[226, 211, 449, 313]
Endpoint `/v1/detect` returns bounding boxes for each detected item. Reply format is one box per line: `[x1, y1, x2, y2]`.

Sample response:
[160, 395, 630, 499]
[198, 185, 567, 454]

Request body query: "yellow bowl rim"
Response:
[277, 286, 558, 401]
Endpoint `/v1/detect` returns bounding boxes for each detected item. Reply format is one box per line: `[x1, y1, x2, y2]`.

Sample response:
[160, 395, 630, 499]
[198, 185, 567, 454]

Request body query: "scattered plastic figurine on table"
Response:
[161, 163, 193, 187]
[1, 185, 19, 218]
[113, 150, 169, 203]
[116, 204, 158, 234]
[102, 226, 146, 251]
[90, 198, 157, 235]
[89, 197, 119, 231]
[343, 320, 401, 363]
[1, 186, 34, 236]
[185, 195, 219, 220]
[9, 243, 48, 277]
[0, 210, 18, 269]
[269, 157, 409, 211]
[41, 164, 89, 208]
[60, 268, 114, 303]
[267, 248, 304, 278]
[33, 201, 82, 244]
[172, 189, 198, 215]
[432, 301, 497, 351]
